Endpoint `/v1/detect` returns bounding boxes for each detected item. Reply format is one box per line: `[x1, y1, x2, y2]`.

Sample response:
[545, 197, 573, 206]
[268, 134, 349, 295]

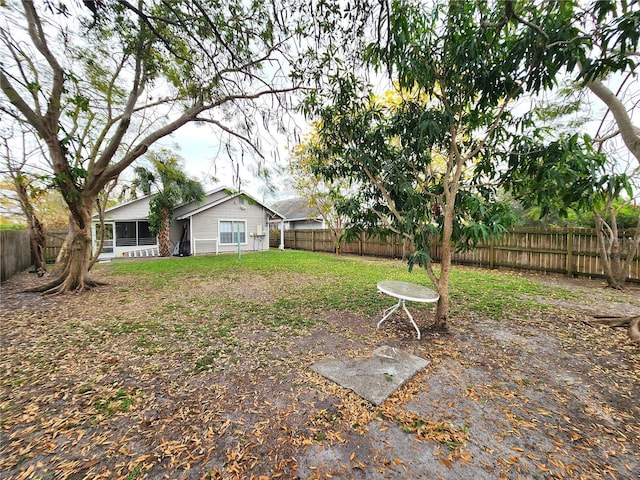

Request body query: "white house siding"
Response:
[92, 188, 278, 258]
[190, 198, 269, 255]
[104, 196, 151, 221]
[173, 188, 228, 219]
[288, 219, 324, 230]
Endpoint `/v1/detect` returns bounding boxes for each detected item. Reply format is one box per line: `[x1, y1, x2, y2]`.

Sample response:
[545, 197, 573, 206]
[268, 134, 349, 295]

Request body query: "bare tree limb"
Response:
[587, 76, 640, 165]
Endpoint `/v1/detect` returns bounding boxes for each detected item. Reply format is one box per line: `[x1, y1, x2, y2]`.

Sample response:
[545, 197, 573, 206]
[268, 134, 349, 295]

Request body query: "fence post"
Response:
[566, 230, 573, 277]
[489, 238, 495, 269]
[312, 229, 315, 252]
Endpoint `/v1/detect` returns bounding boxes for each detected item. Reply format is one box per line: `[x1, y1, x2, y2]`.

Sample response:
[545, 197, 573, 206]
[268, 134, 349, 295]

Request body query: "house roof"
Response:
[175, 190, 283, 220]
[97, 185, 227, 218]
[95, 185, 283, 221]
[270, 197, 322, 222]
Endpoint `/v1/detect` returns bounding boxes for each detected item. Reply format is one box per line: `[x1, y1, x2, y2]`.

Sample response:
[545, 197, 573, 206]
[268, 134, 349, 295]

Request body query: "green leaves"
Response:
[502, 133, 610, 219]
[301, 0, 535, 277]
[579, 0, 640, 82]
[130, 149, 205, 235]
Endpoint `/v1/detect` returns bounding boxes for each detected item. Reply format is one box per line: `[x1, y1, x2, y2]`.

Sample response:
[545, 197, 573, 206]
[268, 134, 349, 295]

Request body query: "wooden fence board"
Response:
[44, 229, 68, 263]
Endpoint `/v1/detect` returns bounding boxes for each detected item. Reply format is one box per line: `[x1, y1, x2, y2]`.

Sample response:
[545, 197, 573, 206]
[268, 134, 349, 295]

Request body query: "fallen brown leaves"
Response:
[1, 267, 639, 480]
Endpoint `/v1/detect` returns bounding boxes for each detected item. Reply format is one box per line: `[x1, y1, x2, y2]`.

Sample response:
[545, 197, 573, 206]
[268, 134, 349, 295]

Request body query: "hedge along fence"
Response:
[269, 227, 640, 283]
[1, 230, 32, 282]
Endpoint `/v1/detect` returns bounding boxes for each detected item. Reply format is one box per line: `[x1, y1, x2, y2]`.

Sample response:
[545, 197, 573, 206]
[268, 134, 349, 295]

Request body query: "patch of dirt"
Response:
[1, 266, 639, 480]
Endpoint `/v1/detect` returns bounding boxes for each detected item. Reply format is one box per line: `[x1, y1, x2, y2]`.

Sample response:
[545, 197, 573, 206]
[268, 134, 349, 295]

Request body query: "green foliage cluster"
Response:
[128, 149, 205, 236]
[301, 0, 579, 275]
[496, 0, 640, 228]
[502, 134, 612, 218]
[0, 221, 26, 231]
[296, 0, 639, 299]
[519, 201, 640, 229]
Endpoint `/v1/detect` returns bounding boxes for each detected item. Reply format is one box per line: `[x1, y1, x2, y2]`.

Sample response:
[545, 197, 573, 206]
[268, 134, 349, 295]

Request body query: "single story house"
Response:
[92, 186, 284, 259]
[268, 197, 326, 230]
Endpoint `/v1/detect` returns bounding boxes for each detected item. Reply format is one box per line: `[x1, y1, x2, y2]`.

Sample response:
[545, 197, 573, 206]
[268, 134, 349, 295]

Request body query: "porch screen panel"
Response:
[96, 223, 114, 253]
[138, 221, 156, 245]
[116, 222, 137, 246]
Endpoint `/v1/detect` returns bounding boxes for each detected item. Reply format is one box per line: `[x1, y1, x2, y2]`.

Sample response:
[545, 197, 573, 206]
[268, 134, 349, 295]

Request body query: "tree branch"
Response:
[363, 166, 404, 225]
[586, 76, 640, 165]
[95, 102, 206, 195]
[22, 1, 64, 136]
[0, 70, 43, 131]
[114, 0, 192, 65]
[193, 117, 265, 160]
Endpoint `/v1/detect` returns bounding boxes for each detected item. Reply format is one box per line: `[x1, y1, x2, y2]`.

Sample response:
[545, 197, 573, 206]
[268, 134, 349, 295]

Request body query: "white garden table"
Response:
[376, 280, 440, 340]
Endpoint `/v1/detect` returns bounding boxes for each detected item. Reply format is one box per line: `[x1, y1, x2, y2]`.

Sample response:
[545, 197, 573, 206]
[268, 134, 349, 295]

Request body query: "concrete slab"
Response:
[310, 345, 429, 405]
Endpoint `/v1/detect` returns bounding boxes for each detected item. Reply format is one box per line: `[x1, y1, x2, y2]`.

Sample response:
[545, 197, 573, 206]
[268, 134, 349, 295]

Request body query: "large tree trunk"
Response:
[14, 181, 47, 277]
[430, 138, 465, 334]
[433, 273, 450, 332]
[53, 218, 73, 275]
[594, 212, 624, 289]
[28, 216, 47, 277]
[28, 196, 104, 294]
[433, 229, 452, 333]
[432, 184, 456, 333]
[158, 210, 172, 257]
[593, 209, 639, 290]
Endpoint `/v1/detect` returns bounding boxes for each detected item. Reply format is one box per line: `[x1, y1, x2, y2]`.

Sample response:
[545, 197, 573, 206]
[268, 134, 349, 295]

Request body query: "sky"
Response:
[154, 119, 303, 206]
[2, 1, 637, 213]
[162, 73, 639, 206]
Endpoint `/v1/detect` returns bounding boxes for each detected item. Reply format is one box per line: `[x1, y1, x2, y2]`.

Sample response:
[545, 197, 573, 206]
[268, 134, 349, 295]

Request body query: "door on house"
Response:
[95, 222, 115, 256]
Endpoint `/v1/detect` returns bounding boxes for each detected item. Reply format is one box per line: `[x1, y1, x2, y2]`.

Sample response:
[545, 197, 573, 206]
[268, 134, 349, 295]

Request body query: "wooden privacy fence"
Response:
[0, 229, 68, 282]
[1, 230, 31, 282]
[43, 229, 68, 263]
[269, 227, 640, 283]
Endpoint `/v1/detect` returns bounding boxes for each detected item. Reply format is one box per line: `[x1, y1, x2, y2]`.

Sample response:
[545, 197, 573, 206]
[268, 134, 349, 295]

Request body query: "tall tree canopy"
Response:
[300, 0, 637, 332]
[0, 0, 298, 293]
[498, 0, 640, 289]
[288, 128, 352, 254]
[1, 126, 49, 275]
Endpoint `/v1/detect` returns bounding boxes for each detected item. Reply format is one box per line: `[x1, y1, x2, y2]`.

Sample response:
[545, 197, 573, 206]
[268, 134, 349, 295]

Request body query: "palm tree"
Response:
[129, 149, 205, 257]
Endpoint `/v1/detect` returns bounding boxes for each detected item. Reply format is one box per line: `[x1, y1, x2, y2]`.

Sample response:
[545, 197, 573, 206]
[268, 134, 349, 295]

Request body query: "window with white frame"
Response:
[219, 220, 246, 244]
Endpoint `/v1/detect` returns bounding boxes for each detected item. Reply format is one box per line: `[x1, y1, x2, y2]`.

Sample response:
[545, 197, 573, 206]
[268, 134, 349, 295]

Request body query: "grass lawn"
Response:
[106, 248, 561, 316]
[1, 250, 639, 480]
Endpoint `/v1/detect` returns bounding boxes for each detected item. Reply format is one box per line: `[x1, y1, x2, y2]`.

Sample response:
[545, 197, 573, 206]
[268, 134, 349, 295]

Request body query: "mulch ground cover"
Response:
[1, 260, 639, 480]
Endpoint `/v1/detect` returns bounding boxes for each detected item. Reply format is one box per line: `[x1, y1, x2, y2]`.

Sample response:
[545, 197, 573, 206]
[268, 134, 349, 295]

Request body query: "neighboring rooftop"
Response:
[271, 197, 322, 222]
